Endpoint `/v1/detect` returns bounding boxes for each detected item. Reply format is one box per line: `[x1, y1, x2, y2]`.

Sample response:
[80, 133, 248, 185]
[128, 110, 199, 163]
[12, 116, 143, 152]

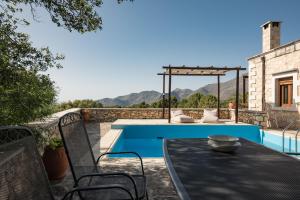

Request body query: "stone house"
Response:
[248, 21, 300, 114]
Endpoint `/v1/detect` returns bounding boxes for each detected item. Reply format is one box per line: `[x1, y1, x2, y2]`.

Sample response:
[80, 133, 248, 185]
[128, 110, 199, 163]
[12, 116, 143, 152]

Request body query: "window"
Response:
[278, 77, 293, 107]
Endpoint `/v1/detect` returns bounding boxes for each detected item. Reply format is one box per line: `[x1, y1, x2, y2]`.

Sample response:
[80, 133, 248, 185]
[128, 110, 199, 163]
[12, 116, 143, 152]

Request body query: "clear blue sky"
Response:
[20, 0, 300, 102]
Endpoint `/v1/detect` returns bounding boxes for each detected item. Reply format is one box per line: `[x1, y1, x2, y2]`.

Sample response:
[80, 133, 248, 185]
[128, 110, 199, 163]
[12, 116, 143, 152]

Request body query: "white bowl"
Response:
[208, 140, 241, 153]
[208, 135, 239, 142]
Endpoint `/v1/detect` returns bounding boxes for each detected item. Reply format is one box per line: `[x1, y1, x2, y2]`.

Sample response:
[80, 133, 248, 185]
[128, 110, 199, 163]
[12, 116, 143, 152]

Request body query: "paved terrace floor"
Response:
[51, 122, 179, 200]
[51, 121, 299, 200]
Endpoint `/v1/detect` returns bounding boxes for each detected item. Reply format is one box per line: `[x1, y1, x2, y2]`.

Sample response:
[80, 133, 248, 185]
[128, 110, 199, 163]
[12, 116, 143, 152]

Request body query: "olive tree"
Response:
[0, 0, 128, 125]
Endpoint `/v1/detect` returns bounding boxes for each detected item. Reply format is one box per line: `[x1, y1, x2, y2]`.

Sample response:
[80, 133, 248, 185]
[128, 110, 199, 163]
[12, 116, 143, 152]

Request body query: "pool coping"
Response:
[100, 129, 122, 156]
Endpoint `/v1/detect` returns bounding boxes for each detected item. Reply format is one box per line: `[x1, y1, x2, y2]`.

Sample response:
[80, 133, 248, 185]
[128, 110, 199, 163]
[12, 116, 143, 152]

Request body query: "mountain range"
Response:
[98, 75, 248, 107]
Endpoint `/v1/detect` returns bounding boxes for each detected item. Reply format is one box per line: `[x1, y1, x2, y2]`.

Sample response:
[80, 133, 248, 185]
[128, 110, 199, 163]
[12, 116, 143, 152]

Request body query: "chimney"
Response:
[261, 21, 281, 53]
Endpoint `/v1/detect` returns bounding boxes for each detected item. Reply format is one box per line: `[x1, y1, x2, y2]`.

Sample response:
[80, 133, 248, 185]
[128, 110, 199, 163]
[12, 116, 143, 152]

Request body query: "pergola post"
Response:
[243, 75, 248, 105]
[162, 73, 166, 119]
[235, 69, 240, 123]
[217, 75, 220, 118]
[168, 66, 172, 123]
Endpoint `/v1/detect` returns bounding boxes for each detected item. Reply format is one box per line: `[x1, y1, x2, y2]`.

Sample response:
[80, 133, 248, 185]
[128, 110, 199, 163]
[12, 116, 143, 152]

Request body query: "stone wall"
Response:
[28, 108, 81, 151]
[31, 108, 298, 132]
[267, 109, 300, 129]
[82, 108, 270, 125]
[237, 110, 267, 128]
[83, 108, 300, 129]
[29, 108, 81, 137]
[82, 108, 232, 122]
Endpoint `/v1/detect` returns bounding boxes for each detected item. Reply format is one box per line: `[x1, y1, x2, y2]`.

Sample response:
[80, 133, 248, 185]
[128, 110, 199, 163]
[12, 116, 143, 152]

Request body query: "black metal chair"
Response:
[0, 126, 134, 200]
[58, 112, 147, 200]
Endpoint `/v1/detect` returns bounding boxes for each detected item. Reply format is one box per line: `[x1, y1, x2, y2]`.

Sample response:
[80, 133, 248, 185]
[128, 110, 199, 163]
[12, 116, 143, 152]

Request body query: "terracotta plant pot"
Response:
[81, 110, 90, 122]
[228, 102, 236, 109]
[42, 146, 68, 180]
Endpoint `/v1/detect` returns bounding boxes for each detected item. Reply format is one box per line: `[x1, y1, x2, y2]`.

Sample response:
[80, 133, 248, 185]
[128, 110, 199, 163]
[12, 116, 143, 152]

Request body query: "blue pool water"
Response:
[110, 125, 300, 158]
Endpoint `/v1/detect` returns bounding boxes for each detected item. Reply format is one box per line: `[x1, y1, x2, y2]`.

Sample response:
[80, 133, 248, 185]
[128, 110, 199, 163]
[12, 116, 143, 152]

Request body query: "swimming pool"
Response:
[110, 125, 300, 158]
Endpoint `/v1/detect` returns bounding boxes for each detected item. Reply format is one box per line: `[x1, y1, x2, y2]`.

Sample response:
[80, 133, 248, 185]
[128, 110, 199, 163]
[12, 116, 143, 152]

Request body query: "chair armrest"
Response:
[61, 184, 134, 200]
[76, 172, 139, 199]
[97, 151, 145, 175]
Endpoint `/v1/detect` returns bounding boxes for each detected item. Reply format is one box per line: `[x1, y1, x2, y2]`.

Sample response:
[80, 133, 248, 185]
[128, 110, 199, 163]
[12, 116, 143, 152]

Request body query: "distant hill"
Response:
[98, 75, 248, 107]
[171, 88, 193, 100]
[194, 75, 247, 100]
[98, 91, 162, 107]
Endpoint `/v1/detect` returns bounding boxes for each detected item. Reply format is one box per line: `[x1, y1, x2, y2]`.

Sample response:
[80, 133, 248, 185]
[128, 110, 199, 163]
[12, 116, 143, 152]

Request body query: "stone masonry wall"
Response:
[83, 108, 300, 129]
[83, 108, 231, 122]
[83, 108, 264, 126]
[237, 110, 267, 128]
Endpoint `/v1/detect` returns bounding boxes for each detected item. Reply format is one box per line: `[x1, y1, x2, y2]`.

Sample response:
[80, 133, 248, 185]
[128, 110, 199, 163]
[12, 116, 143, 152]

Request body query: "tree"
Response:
[0, 0, 128, 125]
[169, 96, 178, 108]
[129, 101, 150, 108]
[199, 95, 218, 108]
[177, 99, 188, 108]
[54, 99, 103, 112]
[182, 93, 203, 108]
[1, 0, 131, 33]
[0, 10, 63, 125]
[151, 98, 166, 108]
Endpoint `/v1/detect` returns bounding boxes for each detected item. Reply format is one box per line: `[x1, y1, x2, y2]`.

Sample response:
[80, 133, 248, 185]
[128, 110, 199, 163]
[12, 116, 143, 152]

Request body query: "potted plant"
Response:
[228, 102, 236, 109]
[42, 137, 68, 180]
[81, 109, 90, 122]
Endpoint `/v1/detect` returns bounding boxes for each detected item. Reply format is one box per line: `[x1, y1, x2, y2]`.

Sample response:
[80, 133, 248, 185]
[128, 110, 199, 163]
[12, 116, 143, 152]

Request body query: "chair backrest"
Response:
[0, 126, 55, 200]
[58, 112, 98, 183]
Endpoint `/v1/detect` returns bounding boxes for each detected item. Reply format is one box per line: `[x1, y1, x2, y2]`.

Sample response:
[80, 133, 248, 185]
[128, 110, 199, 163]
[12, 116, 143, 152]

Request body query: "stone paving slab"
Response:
[100, 129, 122, 154]
[51, 158, 179, 200]
[51, 122, 179, 200]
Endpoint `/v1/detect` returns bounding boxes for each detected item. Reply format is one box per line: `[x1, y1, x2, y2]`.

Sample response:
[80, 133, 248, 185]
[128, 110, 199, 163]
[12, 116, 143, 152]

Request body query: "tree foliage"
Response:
[198, 95, 218, 108]
[130, 101, 150, 108]
[0, 6, 63, 125]
[181, 93, 204, 108]
[1, 0, 127, 125]
[54, 99, 103, 112]
[1, 0, 131, 33]
[150, 96, 178, 108]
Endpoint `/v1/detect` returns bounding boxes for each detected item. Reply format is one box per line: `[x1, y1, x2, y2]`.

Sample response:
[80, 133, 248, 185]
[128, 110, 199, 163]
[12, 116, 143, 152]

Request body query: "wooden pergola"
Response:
[158, 65, 246, 123]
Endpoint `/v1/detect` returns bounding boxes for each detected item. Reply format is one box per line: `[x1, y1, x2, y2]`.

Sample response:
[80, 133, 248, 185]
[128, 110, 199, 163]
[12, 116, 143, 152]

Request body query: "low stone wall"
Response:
[268, 109, 300, 129]
[26, 108, 82, 153]
[237, 110, 267, 128]
[29, 108, 81, 139]
[83, 108, 232, 122]
[83, 108, 300, 129]
[30, 108, 297, 131]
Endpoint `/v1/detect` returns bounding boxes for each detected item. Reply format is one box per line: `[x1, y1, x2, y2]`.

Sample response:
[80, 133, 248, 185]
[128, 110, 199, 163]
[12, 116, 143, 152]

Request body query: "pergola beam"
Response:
[162, 65, 246, 71]
[157, 73, 226, 76]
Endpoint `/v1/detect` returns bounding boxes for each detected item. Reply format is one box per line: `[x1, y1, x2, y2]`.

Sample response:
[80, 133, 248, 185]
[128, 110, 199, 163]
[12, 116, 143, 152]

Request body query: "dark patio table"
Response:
[163, 138, 300, 200]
